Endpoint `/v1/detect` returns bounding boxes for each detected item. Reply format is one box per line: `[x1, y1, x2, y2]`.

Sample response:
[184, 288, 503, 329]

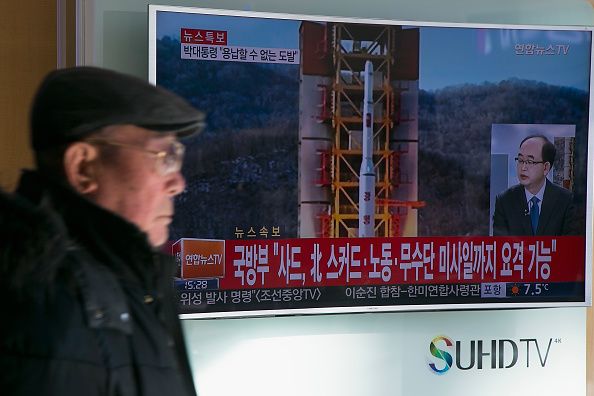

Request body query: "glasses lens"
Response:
[159, 141, 185, 174]
[516, 158, 528, 166]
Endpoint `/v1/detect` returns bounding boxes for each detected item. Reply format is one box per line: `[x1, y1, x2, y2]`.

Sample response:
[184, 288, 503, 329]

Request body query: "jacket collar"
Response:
[15, 170, 166, 290]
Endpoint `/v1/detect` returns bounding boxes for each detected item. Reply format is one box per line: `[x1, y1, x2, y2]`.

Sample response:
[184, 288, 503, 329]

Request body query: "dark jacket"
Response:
[492, 180, 580, 236]
[0, 171, 196, 396]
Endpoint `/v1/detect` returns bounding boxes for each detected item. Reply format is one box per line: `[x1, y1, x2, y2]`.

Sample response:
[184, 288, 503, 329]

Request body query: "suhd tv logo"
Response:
[428, 335, 557, 375]
[429, 336, 454, 374]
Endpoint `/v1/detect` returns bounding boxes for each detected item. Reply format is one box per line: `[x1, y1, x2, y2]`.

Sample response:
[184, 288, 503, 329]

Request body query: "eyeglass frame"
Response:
[514, 157, 546, 167]
[86, 138, 185, 175]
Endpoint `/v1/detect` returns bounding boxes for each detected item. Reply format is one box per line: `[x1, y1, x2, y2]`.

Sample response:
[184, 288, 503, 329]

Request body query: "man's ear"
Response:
[543, 161, 552, 176]
[63, 142, 100, 195]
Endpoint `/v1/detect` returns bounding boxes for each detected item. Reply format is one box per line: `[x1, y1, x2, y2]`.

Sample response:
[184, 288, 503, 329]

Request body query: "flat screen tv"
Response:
[148, 5, 593, 318]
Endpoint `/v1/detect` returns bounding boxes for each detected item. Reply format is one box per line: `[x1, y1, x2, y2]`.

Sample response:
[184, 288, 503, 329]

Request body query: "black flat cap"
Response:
[31, 66, 205, 151]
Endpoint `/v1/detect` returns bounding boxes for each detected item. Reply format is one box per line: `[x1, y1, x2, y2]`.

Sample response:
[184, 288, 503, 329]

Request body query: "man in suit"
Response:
[492, 135, 579, 236]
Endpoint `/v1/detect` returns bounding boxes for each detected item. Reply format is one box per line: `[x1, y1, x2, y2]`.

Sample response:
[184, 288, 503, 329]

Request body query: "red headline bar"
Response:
[219, 236, 585, 289]
[181, 28, 228, 45]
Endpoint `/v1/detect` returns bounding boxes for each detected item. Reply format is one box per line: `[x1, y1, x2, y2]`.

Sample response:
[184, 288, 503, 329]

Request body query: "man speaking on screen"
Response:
[492, 135, 580, 236]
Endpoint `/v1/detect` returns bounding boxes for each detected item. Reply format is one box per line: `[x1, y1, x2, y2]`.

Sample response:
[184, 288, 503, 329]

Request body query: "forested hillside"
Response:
[157, 37, 300, 240]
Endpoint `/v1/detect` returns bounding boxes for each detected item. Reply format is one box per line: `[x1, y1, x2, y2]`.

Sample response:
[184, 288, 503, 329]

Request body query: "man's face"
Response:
[88, 125, 186, 247]
[516, 137, 550, 194]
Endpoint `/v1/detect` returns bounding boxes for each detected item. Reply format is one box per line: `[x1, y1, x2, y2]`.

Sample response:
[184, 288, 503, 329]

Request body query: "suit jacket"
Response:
[492, 180, 580, 236]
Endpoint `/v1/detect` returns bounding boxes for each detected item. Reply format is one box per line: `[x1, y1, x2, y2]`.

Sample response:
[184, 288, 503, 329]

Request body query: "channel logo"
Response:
[428, 334, 557, 375]
[429, 336, 454, 374]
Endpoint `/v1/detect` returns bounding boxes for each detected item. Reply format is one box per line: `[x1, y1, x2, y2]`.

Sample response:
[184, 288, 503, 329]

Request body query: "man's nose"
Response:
[167, 171, 186, 197]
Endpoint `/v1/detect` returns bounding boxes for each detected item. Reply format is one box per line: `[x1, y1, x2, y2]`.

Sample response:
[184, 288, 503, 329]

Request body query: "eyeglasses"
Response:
[515, 157, 545, 167]
[87, 139, 185, 175]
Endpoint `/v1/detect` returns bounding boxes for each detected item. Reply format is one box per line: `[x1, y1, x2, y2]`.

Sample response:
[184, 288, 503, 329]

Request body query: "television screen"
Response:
[148, 5, 593, 318]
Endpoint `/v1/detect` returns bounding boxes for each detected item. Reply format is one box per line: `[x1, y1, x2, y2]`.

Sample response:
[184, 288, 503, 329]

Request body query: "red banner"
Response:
[180, 28, 228, 45]
[176, 236, 585, 289]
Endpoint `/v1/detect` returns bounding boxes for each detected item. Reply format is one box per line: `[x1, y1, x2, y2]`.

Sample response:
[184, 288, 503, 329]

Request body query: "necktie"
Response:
[530, 196, 540, 235]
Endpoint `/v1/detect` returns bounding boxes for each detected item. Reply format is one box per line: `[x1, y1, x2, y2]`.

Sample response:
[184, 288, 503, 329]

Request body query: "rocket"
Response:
[358, 60, 375, 237]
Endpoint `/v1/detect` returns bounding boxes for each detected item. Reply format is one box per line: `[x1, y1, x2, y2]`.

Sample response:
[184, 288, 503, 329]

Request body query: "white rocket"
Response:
[358, 60, 375, 237]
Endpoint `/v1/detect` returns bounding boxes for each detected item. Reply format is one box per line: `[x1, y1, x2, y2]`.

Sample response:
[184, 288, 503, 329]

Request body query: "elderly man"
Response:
[0, 67, 204, 395]
[492, 135, 579, 236]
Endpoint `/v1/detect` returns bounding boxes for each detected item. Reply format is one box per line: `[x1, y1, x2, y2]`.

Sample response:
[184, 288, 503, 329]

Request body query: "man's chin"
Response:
[148, 229, 169, 248]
